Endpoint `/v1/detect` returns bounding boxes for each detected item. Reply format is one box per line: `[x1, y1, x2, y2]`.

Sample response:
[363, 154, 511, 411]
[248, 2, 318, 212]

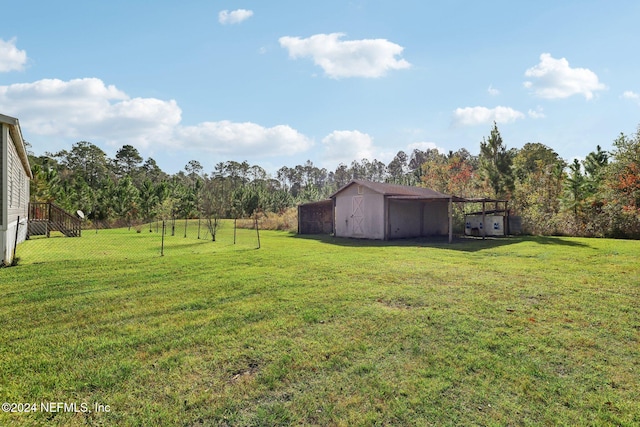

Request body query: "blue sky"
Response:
[1, 1, 639, 174]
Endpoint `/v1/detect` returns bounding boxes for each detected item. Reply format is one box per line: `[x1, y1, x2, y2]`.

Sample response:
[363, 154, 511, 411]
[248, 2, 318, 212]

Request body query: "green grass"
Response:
[1, 223, 639, 426]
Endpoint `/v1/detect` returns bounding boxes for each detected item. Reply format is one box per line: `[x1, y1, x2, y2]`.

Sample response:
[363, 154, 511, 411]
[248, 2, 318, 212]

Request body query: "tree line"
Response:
[27, 122, 640, 238]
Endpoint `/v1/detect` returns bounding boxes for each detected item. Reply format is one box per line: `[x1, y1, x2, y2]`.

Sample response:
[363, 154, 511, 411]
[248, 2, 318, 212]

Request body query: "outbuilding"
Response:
[1, 114, 32, 265]
[330, 180, 460, 242]
[463, 198, 509, 237]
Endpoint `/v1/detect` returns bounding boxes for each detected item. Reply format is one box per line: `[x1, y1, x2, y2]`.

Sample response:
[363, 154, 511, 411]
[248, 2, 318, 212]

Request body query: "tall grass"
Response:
[235, 208, 299, 232]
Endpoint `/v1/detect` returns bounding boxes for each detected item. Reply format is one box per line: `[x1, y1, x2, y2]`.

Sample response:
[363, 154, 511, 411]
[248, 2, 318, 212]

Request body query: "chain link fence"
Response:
[12, 217, 262, 266]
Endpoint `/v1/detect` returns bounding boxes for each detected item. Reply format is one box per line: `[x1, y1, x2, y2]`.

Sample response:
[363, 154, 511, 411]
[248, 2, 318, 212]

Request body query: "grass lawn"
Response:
[1, 223, 639, 426]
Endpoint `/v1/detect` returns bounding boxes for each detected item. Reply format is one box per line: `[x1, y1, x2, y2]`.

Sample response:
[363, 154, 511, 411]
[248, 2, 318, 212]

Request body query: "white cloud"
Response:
[622, 91, 640, 107]
[487, 84, 500, 96]
[452, 106, 525, 127]
[218, 9, 253, 25]
[279, 33, 411, 78]
[0, 77, 313, 158]
[0, 38, 28, 72]
[0, 78, 181, 148]
[528, 106, 546, 119]
[175, 121, 313, 157]
[524, 53, 606, 100]
[322, 130, 375, 164]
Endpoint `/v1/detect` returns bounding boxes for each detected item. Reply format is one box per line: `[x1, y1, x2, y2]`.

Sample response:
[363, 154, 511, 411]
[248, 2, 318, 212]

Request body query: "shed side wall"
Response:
[422, 200, 449, 236]
[387, 200, 449, 238]
[388, 200, 421, 238]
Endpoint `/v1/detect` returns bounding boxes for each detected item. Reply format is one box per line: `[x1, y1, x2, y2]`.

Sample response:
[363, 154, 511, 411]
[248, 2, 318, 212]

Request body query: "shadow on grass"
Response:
[161, 240, 260, 252]
[292, 233, 593, 252]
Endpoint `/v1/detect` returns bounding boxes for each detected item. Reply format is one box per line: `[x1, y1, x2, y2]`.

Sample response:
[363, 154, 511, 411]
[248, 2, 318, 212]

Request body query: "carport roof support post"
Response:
[448, 197, 453, 243]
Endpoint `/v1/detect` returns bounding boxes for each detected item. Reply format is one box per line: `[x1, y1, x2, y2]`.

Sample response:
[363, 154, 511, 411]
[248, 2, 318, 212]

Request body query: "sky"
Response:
[1, 0, 639, 175]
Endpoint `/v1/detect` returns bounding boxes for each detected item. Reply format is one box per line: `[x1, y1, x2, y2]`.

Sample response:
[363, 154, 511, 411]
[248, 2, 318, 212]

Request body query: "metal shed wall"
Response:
[388, 199, 421, 238]
[422, 200, 450, 236]
[298, 200, 334, 234]
[388, 199, 449, 238]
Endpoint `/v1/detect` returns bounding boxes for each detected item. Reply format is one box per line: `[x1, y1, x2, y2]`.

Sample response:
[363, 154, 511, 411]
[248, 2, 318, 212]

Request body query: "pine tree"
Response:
[479, 122, 514, 198]
[562, 159, 587, 218]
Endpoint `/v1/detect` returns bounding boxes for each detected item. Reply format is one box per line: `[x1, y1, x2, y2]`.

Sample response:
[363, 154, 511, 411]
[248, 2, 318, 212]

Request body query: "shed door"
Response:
[352, 196, 364, 235]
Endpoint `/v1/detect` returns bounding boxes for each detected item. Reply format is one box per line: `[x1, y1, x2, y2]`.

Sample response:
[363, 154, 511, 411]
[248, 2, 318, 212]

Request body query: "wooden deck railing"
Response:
[28, 202, 82, 238]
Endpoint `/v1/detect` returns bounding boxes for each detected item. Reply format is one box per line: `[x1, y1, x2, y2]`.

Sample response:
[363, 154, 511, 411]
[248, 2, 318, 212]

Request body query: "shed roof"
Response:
[298, 199, 333, 208]
[1, 113, 32, 179]
[463, 197, 508, 203]
[330, 179, 459, 200]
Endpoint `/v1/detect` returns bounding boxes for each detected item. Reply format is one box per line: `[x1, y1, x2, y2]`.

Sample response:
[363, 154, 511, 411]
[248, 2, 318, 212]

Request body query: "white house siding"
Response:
[0, 123, 6, 263]
[1, 123, 30, 265]
[334, 184, 385, 239]
[0, 125, 3, 228]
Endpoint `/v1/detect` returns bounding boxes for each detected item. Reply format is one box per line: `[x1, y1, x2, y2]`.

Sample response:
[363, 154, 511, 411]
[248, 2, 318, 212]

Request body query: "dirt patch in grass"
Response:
[230, 362, 260, 383]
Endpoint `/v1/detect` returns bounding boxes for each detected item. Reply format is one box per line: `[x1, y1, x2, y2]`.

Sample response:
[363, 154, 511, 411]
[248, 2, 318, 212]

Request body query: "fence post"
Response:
[12, 216, 20, 264]
[27, 203, 31, 240]
[255, 216, 261, 249]
[161, 220, 165, 256]
[47, 204, 51, 238]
